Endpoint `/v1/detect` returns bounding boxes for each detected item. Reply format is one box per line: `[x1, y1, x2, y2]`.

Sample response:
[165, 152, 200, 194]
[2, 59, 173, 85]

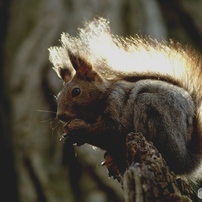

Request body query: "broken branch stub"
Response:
[123, 132, 197, 202]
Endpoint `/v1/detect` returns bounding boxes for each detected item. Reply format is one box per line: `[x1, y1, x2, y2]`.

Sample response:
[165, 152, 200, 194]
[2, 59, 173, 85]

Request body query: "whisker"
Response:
[41, 117, 55, 123]
[36, 109, 56, 114]
[53, 95, 57, 99]
[50, 118, 63, 131]
[50, 93, 57, 99]
[38, 106, 64, 139]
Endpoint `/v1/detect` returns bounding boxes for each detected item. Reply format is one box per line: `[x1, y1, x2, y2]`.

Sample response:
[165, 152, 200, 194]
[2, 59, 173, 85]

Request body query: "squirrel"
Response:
[49, 18, 202, 182]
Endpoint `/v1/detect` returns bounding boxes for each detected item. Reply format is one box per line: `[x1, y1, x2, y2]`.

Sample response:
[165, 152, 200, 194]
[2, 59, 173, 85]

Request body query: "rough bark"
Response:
[104, 132, 198, 202]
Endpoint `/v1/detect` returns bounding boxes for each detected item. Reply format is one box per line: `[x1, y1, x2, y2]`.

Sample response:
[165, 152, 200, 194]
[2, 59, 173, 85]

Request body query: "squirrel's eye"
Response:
[72, 87, 81, 97]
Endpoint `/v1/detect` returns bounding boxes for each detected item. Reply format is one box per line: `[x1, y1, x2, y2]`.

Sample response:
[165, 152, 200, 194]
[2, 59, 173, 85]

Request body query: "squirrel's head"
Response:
[56, 50, 108, 123]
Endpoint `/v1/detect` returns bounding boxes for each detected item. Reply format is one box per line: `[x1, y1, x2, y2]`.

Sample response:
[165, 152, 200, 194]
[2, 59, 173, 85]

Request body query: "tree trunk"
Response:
[0, 0, 19, 201]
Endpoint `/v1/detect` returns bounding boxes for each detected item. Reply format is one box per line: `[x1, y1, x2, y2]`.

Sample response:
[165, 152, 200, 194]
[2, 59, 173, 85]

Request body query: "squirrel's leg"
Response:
[132, 88, 199, 174]
[64, 118, 126, 172]
[64, 118, 122, 150]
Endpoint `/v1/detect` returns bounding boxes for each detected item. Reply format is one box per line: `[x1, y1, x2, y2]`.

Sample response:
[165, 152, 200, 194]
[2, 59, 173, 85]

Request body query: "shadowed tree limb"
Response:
[104, 132, 198, 202]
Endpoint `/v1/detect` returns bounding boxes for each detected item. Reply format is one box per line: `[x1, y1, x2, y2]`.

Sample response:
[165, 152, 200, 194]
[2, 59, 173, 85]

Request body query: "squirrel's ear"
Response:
[68, 50, 95, 80]
[59, 68, 73, 83]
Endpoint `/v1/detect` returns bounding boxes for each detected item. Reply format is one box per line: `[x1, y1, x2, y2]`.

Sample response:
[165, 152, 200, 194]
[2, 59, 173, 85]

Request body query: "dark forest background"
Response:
[1, 0, 202, 201]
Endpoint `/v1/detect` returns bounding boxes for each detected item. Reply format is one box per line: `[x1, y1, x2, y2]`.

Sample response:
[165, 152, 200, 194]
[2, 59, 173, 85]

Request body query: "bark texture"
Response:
[103, 132, 198, 201]
[123, 132, 197, 202]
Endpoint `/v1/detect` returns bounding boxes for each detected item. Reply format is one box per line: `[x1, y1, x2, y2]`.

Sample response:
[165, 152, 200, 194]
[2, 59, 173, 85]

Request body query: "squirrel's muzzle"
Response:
[57, 110, 76, 123]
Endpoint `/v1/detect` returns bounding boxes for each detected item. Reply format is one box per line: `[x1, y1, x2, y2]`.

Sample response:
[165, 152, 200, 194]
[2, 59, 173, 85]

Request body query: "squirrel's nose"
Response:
[57, 111, 75, 122]
[57, 111, 69, 122]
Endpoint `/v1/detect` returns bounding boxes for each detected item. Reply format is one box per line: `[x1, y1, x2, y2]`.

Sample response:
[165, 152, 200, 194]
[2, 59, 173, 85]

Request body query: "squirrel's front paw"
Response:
[63, 119, 89, 145]
[66, 119, 89, 131]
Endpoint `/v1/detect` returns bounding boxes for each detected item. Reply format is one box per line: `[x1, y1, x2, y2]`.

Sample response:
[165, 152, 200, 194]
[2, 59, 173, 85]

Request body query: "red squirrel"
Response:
[49, 18, 202, 182]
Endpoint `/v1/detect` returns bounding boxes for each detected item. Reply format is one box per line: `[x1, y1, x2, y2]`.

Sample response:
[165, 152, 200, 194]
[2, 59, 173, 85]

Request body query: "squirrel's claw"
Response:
[60, 133, 69, 143]
[60, 132, 85, 146]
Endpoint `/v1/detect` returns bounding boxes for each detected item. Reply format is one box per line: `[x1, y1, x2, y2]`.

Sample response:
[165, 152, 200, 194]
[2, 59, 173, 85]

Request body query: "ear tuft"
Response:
[68, 50, 94, 80]
[49, 46, 75, 81]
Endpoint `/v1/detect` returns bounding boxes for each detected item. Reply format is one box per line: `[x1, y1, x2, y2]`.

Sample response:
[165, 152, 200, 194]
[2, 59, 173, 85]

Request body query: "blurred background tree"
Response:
[1, 0, 202, 201]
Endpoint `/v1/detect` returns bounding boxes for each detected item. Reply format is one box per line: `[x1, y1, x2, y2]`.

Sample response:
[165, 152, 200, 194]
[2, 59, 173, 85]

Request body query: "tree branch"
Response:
[104, 132, 198, 202]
